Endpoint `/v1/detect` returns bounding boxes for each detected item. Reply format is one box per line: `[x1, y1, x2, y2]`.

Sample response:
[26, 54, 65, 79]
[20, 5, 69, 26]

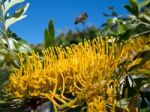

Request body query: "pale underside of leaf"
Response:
[5, 15, 27, 30]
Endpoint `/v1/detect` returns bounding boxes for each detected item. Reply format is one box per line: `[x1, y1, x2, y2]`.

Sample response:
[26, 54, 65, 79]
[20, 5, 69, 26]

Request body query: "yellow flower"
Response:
[5, 36, 150, 111]
[87, 96, 106, 112]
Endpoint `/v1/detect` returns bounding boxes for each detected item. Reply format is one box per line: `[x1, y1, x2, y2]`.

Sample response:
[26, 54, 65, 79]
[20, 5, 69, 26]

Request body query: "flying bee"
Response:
[74, 12, 88, 25]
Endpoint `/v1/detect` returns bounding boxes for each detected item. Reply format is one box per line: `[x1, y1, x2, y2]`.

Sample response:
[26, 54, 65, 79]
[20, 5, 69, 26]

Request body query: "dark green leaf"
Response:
[139, 51, 150, 66]
[0, 69, 10, 89]
[12, 8, 24, 18]
[124, 0, 139, 17]
[129, 0, 139, 16]
[124, 5, 134, 15]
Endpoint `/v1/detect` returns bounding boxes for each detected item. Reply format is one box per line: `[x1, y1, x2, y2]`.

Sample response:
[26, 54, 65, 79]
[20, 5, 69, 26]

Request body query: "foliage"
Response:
[115, 36, 150, 111]
[101, 0, 150, 42]
[100, 4, 150, 111]
[55, 26, 100, 46]
[44, 19, 55, 49]
[0, 0, 31, 111]
[0, 0, 31, 66]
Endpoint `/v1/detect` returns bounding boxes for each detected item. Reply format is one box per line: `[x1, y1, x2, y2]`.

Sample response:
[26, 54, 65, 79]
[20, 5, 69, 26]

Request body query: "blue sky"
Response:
[10, 0, 129, 44]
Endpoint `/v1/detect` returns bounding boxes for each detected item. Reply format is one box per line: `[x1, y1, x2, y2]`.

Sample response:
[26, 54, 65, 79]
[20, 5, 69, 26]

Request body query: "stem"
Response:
[134, 17, 150, 26]
[82, 23, 86, 38]
[0, 1, 11, 51]
[130, 30, 150, 39]
[116, 20, 119, 42]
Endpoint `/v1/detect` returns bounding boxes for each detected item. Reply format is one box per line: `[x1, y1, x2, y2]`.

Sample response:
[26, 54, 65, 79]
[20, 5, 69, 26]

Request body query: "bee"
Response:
[74, 12, 88, 25]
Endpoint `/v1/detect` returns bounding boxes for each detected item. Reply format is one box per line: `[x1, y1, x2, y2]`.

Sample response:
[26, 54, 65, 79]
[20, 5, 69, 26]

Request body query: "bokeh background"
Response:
[10, 0, 128, 44]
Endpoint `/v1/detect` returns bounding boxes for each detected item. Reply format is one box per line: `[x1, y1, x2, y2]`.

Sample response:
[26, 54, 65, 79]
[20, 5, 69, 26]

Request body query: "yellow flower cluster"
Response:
[87, 96, 106, 112]
[5, 36, 150, 111]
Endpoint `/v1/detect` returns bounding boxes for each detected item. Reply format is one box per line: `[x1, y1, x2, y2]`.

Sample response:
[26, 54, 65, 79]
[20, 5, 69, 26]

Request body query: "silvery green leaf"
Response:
[13, 38, 32, 52]
[1, 37, 16, 50]
[0, 54, 5, 64]
[5, 3, 29, 30]
[116, 98, 130, 109]
[12, 3, 30, 18]
[0, 37, 4, 46]
[0, 47, 8, 55]
[5, 15, 27, 30]
[140, 13, 150, 23]
[2, 0, 25, 15]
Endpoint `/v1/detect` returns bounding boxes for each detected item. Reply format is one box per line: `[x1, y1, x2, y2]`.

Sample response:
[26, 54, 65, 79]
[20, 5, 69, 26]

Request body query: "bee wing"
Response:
[74, 15, 82, 24]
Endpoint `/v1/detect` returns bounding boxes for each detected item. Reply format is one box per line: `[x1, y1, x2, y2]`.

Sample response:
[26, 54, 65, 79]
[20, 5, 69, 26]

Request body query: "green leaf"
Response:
[118, 23, 128, 35]
[108, 18, 118, 23]
[2, 0, 25, 15]
[117, 96, 143, 111]
[0, 38, 5, 46]
[13, 37, 31, 52]
[18, 41, 31, 52]
[129, 0, 139, 13]
[124, 5, 134, 15]
[140, 84, 150, 109]
[129, 0, 138, 8]
[0, 69, 10, 89]
[12, 8, 24, 18]
[140, 83, 150, 93]
[139, 51, 150, 67]
[140, 108, 150, 112]
[132, 75, 150, 89]
[138, 0, 150, 8]
[116, 98, 130, 109]
[124, 0, 139, 17]
[5, 3, 29, 30]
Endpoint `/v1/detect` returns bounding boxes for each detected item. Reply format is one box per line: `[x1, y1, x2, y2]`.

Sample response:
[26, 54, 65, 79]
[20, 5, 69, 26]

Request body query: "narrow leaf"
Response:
[138, 0, 150, 8]
[3, 0, 25, 15]
[12, 8, 24, 18]
[5, 15, 27, 30]
[5, 3, 29, 30]
[124, 5, 134, 15]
